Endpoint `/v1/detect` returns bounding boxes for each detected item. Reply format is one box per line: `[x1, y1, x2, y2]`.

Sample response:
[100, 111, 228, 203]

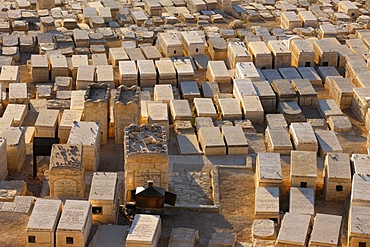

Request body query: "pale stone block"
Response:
[126, 214, 161, 247]
[198, 127, 226, 155]
[56, 200, 92, 247]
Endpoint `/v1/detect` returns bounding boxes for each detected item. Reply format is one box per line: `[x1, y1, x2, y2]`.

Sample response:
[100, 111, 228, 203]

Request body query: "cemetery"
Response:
[0, 0, 370, 245]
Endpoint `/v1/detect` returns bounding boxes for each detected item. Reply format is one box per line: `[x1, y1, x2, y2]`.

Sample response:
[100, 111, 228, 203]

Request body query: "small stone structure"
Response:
[276, 213, 311, 246]
[290, 151, 317, 192]
[126, 214, 161, 247]
[308, 213, 342, 247]
[348, 205, 370, 247]
[26, 199, 62, 247]
[84, 83, 110, 145]
[255, 152, 282, 190]
[255, 187, 280, 224]
[113, 85, 140, 144]
[56, 200, 92, 247]
[1, 127, 26, 172]
[324, 153, 351, 202]
[67, 121, 101, 171]
[49, 144, 84, 198]
[88, 172, 118, 224]
[34, 109, 59, 138]
[124, 124, 168, 203]
[289, 187, 314, 217]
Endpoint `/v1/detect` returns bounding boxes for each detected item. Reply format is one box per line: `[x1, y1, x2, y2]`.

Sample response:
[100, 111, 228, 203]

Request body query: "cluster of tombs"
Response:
[0, 0, 370, 244]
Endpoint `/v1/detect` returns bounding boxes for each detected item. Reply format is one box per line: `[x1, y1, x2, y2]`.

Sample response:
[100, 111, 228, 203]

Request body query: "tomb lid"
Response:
[27, 199, 62, 231]
[89, 172, 117, 201]
[57, 200, 91, 231]
[309, 213, 341, 245]
[277, 213, 311, 245]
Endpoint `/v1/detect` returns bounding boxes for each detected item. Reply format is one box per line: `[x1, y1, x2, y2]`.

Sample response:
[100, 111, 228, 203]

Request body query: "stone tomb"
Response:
[76, 65, 95, 90]
[276, 213, 311, 246]
[84, 83, 110, 144]
[195, 117, 214, 132]
[49, 55, 69, 81]
[289, 122, 318, 152]
[315, 130, 343, 158]
[255, 187, 280, 224]
[235, 62, 260, 82]
[70, 91, 86, 110]
[88, 225, 128, 247]
[201, 82, 220, 101]
[34, 109, 59, 138]
[351, 174, 370, 207]
[208, 233, 236, 247]
[96, 65, 114, 89]
[1, 127, 26, 172]
[290, 151, 317, 191]
[154, 84, 174, 104]
[113, 85, 140, 144]
[194, 98, 218, 120]
[297, 67, 322, 86]
[0, 66, 19, 92]
[252, 219, 276, 242]
[271, 79, 298, 104]
[318, 99, 344, 120]
[137, 60, 157, 87]
[2, 104, 27, 127]
[323, 152, 351, 202]
[169, 100, 192, 123]
[119, 61, 138, 87]
[126, 214, 161, 247]
[58, 110, 83, 143]
[252, 81, 277, 113]
[26, 199, 62, 247]
[233, 78, 257, 105]
[291, 79, 317, 106]
[9, 83, 28, 105]
[108, 47, 129, 67]
[155, 60, 177, 86]
[308, 213, 342, 247]
[256, 152, 283, 189]
[124, 125, 168, 202]
[248, 41, 272, 69]
[49, 144, 84, 198]
[265, 126, 293, 155]
[240, 96, 264, 124]
[56, 200, 92, 247]
[267, 40, 291, 69]
[351, 154, 370, 175]
[348, 205, 370, 247]
[198, 127, 226, 155]
[217, 98, 242, 121]
[221, 126, 248, 155]
[147, 102, 169, 139]
[89, 172, 118, 224]
[289, 187, 315, 217]
[176, 134, 202, 155]
[180, 81, 201, 103]
[266, 114, 288, 129]
[206, 61, 231, 84]
[68, 122, 101, 171]
[31, 54, 49, 83]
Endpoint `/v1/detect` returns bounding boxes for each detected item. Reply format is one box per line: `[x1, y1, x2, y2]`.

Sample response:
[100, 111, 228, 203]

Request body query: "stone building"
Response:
[67, 121, 101, 171]
[84, 83, 110, 144]
[49, 144, 84, 198]
[56, 200, 92, 247]
[26, 199, 62, 247]
[290, 151, 317, 192]
[88, 172, 118, 224]
[324, 153, 351, 202]
[181, 31, 205, 57]
[34, 109, 59, 138]
[124, 124, 168, 203]
[113, 85, 140, 144]
[1, 127, 26, 172]
[290, 39, 315, 68]
[348, 205, 370, 247]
